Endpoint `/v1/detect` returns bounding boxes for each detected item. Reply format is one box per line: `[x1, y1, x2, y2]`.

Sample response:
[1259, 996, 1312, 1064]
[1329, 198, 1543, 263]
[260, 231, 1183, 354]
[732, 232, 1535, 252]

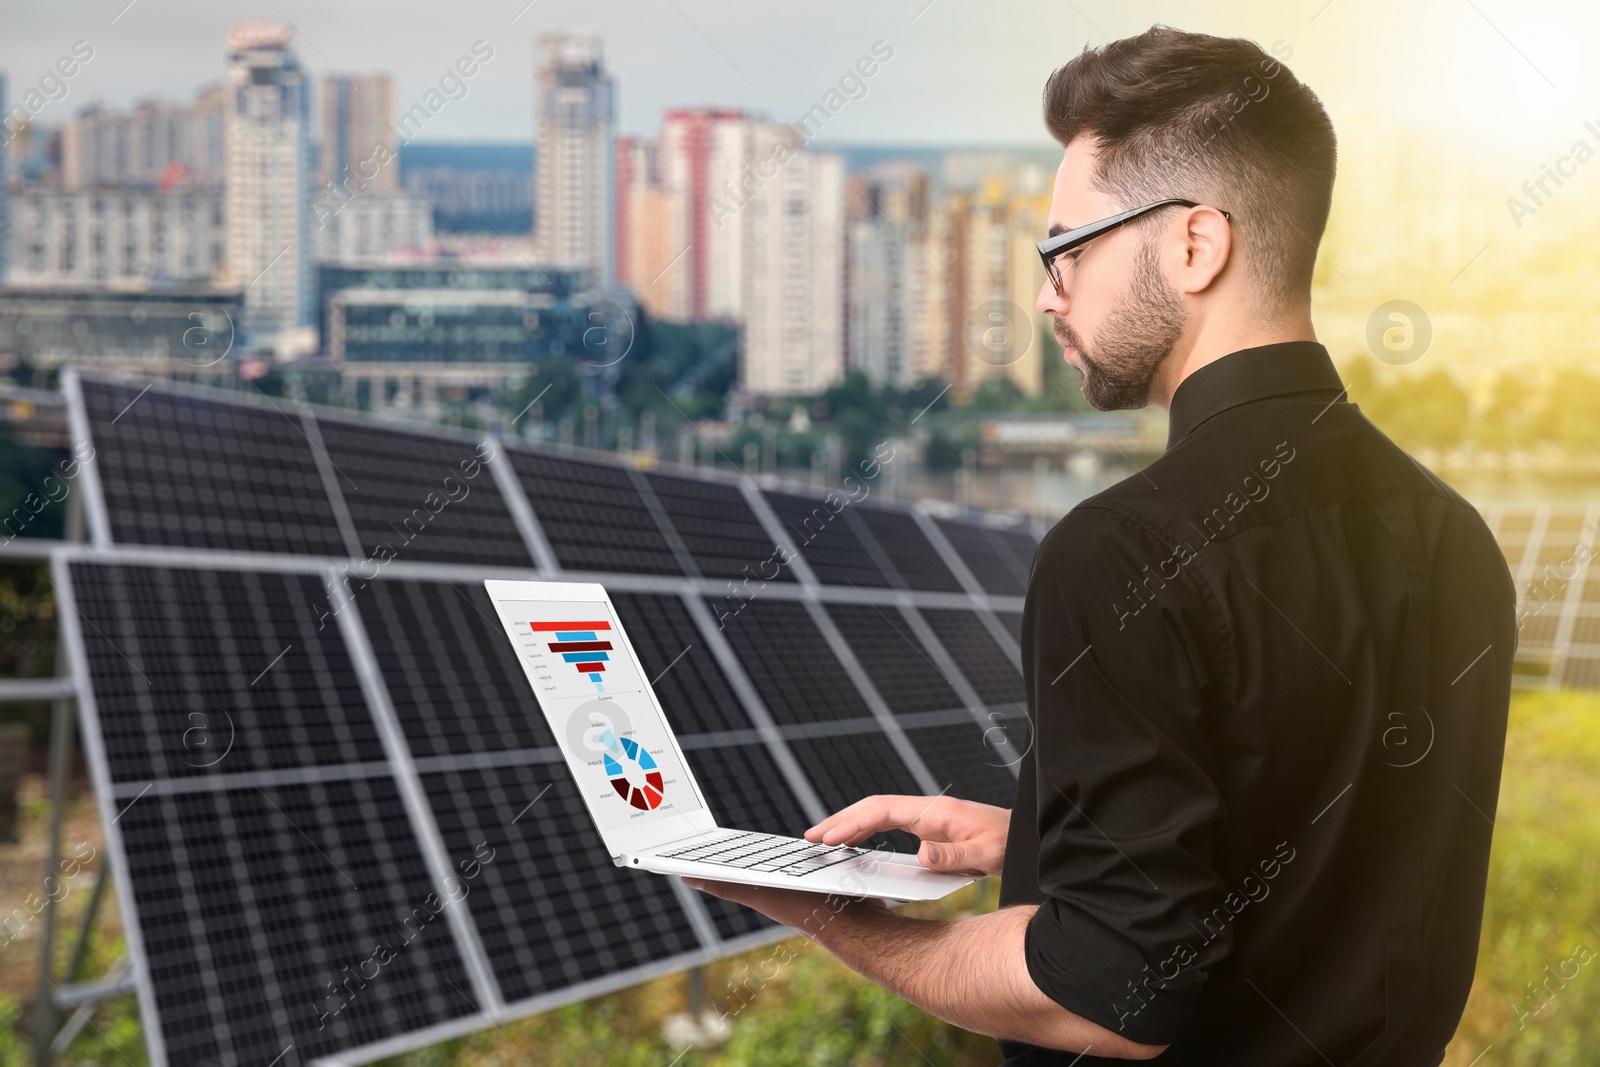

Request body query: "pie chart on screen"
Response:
[604, 734, 665, 810]
[567, 699, 667, 810]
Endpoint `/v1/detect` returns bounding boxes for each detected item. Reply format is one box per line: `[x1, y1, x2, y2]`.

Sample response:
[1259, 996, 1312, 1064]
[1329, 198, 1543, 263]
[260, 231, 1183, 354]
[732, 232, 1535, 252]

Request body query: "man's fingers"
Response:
[682, 876, 738, 901]
[918, 839, 986, 873]
[806, 794, 953, 844]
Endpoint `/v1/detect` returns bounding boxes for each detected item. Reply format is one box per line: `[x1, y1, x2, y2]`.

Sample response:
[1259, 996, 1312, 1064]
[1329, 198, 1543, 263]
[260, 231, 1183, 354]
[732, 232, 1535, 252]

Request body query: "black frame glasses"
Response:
[1037, 198, 1232, 297]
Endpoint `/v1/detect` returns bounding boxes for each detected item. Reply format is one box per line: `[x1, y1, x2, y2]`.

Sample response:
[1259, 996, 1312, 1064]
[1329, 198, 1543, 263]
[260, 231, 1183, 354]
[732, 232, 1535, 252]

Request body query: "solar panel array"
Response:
[1483, 503, 1600, 690]
[56, 372, 1039, 1067]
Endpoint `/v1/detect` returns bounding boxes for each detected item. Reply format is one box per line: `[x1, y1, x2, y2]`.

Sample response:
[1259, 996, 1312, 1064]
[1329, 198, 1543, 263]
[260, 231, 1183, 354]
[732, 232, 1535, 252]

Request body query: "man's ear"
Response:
[1175, 206, 1232, 295]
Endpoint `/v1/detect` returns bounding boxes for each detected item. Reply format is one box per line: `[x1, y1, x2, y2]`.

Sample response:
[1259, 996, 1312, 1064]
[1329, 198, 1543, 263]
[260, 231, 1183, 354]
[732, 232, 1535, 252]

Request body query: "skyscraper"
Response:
[534, 31, 614, 292]
[847, 163, 932, 388]
[614, 135, 675, 319]
[223, 20, 311, 351]
[317, 73, 396, 195]
[740, 123, 844, 396]
[659, 108, 749, 322]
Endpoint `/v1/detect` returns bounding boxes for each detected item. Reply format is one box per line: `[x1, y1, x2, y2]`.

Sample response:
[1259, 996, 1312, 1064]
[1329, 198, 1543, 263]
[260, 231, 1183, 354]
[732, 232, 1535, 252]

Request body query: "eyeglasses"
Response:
[1037, 198, 1232, 297]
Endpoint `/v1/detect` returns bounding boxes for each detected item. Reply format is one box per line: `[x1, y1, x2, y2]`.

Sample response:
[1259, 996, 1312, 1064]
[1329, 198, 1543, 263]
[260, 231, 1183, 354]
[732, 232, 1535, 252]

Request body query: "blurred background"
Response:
[2, 0, 1600, 1064]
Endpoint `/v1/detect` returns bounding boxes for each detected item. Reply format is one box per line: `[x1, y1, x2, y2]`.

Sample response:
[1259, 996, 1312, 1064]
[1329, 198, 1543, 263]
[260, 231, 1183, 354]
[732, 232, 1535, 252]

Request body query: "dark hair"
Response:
[1042, 25, 1336, 316]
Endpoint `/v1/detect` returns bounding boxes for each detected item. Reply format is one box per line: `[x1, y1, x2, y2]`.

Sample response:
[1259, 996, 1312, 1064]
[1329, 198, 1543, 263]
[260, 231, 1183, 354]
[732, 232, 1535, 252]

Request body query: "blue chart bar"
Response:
[530, 619, 614, 692]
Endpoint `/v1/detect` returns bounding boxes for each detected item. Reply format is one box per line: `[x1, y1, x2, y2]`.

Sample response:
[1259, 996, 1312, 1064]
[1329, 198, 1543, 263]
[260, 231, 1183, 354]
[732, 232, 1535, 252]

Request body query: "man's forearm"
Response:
[811, 899, 1163, 1058]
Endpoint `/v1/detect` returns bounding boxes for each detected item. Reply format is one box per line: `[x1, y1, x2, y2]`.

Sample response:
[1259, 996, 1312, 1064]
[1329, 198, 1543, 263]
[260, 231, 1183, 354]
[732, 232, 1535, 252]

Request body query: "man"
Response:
[684, 25, 1516, 1065]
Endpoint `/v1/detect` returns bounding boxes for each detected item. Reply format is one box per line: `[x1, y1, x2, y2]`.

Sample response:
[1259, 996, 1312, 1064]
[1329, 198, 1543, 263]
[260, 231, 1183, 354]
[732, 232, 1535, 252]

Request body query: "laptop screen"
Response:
[490, 592, 706, 832]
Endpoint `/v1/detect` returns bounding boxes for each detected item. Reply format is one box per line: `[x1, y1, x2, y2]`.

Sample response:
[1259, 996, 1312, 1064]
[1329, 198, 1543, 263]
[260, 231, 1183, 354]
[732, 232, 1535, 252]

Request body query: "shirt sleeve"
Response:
[1019, 503, 1230, 1045]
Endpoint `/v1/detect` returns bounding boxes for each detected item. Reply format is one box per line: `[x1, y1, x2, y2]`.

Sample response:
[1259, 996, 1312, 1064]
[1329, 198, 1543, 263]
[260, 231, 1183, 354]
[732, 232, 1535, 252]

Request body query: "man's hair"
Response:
[1042, 25, 1336, 317]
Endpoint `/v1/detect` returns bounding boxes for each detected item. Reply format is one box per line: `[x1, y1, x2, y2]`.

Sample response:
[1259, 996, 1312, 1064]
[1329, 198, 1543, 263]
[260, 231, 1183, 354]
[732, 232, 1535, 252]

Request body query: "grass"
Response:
[1441, 689, 1600, 1065]
[4, 689, 1600, 1065]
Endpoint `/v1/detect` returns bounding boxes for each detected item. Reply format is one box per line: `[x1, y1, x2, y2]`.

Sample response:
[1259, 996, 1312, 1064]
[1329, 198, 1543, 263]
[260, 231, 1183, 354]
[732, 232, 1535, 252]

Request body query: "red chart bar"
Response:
[547, 640, 614, 653]
[528, 620, 611, 631]
[574, 662, 606, 673]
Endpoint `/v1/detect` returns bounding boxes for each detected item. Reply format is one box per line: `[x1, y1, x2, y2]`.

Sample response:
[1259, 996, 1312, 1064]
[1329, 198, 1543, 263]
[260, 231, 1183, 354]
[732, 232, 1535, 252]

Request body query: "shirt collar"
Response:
[1164, 340, 1345, 452]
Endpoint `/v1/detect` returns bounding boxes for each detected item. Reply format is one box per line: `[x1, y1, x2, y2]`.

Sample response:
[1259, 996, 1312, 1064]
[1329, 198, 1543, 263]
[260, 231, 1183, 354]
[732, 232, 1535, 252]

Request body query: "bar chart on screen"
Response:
[511, 600, 645, 699]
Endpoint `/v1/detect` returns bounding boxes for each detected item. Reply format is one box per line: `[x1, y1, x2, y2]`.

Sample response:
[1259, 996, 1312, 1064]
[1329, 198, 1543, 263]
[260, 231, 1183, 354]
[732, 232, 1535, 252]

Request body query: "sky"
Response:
[0, 0, 1595, 149]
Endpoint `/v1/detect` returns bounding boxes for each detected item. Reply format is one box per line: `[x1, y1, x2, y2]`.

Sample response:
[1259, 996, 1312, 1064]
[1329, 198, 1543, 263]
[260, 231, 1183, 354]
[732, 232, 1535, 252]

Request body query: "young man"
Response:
[684, 25, 1516, 1065]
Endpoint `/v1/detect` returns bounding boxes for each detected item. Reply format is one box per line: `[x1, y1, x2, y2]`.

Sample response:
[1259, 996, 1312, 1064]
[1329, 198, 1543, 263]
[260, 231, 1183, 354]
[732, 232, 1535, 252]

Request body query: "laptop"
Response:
[483, 579, 975, 903]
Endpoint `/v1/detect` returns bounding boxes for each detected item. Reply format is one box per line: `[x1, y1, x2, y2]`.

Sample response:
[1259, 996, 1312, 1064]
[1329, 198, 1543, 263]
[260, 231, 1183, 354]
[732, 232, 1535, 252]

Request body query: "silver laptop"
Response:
[483, 579, 975, 903]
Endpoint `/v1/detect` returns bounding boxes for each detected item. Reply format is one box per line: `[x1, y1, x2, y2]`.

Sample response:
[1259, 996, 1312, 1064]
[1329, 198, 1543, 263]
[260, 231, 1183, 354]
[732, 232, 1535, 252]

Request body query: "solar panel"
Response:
[1491, 504, 1600, 690]
[671, 742, 809, 939]
[114, 778, 482, 1066]
[918, 608, 1025, 705]
[783, 732, 922, 854]
[763, 490, 892, 587]
[419, 767, 701, 1004]
[69, 562, 385, 782]
[56, 373, 1038, 1065]
[360, 578, 557, 757]
[853, 508, 964, 592]
[711, 599, 874, 725]
[901, 723, 1020, 807]
[77, 378, 347, 555]
[507, 449, 683, 575]
[824, 603, 963, 717]
[934, 518, 1025, 596]
[607, 590, 814, 938]
[991, 526, 1040, 581]
[994, 610, 1024, 646]
[315, 420, 533, 568]
[643, 472, 795, 581]
[611, 591, 750, 735]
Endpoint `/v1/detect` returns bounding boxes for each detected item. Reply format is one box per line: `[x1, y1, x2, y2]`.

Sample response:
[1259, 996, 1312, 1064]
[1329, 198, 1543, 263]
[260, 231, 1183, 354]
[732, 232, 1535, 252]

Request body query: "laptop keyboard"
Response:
[658, 830, 872, 876]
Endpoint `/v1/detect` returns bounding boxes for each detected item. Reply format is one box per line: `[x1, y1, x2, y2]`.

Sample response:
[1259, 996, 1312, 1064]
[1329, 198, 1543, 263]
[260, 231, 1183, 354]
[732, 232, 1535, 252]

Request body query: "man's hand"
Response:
[681, 794, 1008, 930]
[804, 794, 1010, 877]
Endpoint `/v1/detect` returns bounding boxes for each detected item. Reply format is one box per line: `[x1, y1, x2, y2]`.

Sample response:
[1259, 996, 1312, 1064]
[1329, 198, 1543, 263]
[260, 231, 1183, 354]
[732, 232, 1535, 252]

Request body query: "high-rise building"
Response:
[657, 108, 749, 322]
[534, 31, 614, 292]
[7, 184, 226, 284]
[223, 20, 311, 351]
[317, 73, 396, 195]
[614, 135, 675, 320]
[947, 172, 1048, 397]
[846, 163, 932, 388]
[739, 123, 844, 396]
[61, 87, 226, 190]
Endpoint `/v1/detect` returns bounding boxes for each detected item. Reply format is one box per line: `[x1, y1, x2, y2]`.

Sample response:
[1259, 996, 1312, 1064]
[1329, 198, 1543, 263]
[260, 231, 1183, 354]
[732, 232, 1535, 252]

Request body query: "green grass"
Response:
[1443, 689, 1600, 1065]
[11, 689, 1600, 1065]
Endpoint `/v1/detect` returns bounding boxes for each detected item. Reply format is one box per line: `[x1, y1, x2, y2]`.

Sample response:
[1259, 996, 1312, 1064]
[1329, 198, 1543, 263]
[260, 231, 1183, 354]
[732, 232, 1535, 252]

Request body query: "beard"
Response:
[1056, 233, 1186, 411]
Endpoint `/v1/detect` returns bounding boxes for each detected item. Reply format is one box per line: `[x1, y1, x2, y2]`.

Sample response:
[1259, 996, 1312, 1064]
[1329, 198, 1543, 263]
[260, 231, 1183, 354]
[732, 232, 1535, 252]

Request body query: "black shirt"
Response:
[996, 341, 1516, 1066]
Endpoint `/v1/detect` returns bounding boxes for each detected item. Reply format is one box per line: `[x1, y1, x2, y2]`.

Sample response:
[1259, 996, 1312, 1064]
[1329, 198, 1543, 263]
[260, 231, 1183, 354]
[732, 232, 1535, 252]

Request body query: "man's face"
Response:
[1037, 138, 1187, 411]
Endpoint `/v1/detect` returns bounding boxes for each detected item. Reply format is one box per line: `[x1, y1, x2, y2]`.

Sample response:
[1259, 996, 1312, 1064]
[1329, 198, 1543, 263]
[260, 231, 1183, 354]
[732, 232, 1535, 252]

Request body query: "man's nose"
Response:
[1037, 279, 1066, 317]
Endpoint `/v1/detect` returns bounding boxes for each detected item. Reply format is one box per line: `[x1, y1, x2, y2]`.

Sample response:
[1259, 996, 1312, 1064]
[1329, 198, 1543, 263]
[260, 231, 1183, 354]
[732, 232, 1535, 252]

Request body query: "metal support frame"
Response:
[22, 637, 132, 1067]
